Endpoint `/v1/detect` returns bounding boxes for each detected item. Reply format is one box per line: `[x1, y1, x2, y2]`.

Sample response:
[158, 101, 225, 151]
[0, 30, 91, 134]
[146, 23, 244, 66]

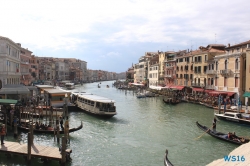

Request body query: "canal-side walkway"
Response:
[207, 142, 250, 166]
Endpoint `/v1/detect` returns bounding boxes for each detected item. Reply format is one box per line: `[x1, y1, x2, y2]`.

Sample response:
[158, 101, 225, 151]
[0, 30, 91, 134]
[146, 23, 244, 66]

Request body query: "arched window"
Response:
[235, 59, 239, 70]
[204, 78, 206, 86]
[211, 78, 214, 85]
[215, 61, 218, 70]
[198, 78, 200, 84]
[225, 60, 228, 70]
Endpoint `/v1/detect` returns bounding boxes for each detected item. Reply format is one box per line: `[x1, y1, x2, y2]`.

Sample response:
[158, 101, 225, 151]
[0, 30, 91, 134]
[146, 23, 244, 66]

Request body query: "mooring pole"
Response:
[61, 136, 66, 166]
[14, 116, 18, 138]
[27, 132, 32, 164]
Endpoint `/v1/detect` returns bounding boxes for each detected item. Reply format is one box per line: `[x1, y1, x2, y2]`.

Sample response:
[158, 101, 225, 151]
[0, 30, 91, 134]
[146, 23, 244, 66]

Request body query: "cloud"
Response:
[0, 0, 249, 72]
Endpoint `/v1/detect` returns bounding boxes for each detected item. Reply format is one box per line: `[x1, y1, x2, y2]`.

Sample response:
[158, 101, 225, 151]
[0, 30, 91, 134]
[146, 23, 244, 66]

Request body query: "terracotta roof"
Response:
[208, 48, 225, 53]
[227, 40, 250, 48]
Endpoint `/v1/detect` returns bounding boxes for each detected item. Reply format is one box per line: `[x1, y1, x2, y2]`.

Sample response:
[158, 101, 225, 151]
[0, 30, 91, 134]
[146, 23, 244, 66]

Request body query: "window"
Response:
[198, 66, 201, 73]
[235, 77, 239, 87]
[224, 77, 227, 87]
[194, 66, 197, 73]
[203, 66, 207, 73]
[190, 74, 193, 80]
[205, 55, 207, 62]
[215, 77, 217, 86]
[235, 59, 239, 70]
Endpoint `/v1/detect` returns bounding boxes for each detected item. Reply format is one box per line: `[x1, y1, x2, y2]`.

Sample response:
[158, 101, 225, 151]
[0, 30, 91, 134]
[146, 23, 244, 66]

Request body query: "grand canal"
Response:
[1, 81, 250, 166]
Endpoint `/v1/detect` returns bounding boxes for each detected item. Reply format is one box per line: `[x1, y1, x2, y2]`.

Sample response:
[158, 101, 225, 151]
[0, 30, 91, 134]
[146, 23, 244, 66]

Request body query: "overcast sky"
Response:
[0, 0, 249, 73]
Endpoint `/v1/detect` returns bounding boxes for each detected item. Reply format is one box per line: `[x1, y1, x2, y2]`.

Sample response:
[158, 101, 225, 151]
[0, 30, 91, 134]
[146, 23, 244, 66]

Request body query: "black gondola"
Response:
[164, 149, 174, 166]
[196, 121, 249, 145]
[163, 98, 180, 105]
[17, 121, 83, 134]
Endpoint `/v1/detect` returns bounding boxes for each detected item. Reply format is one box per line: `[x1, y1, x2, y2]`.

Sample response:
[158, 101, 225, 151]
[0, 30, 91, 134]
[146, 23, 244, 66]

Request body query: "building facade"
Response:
[0, 36, 21, 87]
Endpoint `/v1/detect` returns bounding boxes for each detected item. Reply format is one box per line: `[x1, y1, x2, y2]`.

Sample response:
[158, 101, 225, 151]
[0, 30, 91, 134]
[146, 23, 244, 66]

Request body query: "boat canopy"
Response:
[78, 94, 115, 103]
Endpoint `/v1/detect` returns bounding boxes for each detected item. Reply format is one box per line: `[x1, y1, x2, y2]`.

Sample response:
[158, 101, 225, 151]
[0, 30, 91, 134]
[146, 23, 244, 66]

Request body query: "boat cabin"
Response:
[44, 88, 71, 108]
[35, 85, 55, 97]
[224, 112, 242, 118]
[65, 83, 75, 90]
[77, 94, 116, 113]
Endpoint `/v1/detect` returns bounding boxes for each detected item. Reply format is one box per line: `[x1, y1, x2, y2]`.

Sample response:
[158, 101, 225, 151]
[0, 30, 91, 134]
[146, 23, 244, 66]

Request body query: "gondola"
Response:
[163, 98, 180, 105]
[17, 121, 83, 134]
[164, 149, 174, 166]
[196, 121, 249, 145]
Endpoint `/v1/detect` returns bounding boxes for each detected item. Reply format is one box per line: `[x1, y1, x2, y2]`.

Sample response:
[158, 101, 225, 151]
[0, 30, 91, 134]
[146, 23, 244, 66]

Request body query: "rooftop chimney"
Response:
[228, 43, 230, 47]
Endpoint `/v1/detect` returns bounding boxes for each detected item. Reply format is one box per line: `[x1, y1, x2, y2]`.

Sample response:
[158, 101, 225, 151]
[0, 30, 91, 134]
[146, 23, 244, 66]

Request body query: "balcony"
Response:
[194, 60, 202, 64]
[191, 83, 205, 87]
[206, 85, 215, 90]
[206, 70, 216, 75]
[164, 74, 175, 78]
[165, 66, 174, 69]
[220, 69, 232, 76]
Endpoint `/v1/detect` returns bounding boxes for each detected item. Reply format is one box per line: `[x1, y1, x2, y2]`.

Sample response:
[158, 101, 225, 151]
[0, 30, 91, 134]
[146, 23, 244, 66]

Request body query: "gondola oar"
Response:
[194, 124, 213, 140]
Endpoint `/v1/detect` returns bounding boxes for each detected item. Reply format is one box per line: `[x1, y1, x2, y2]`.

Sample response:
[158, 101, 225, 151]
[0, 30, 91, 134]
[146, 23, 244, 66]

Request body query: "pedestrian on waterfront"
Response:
[60, 116, 64, 130]
[0, 124, 6, 145]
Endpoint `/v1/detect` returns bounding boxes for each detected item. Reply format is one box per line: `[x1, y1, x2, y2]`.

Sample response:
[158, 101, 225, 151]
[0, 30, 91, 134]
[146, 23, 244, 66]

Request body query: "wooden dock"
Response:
[0, 135, 71, 165]
[0, 141, 61, 160]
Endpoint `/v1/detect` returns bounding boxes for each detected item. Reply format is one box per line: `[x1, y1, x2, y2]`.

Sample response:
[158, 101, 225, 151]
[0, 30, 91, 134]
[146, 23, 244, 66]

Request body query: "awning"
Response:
[227, 92, 235, 97]
[192, 88, 204, 92]
[0, 99, 17, 104]
[208, 91, 234, 96]
[205, 89, 213, 93]
[170, 86, 184, 90]
[243, 92, 250, 97]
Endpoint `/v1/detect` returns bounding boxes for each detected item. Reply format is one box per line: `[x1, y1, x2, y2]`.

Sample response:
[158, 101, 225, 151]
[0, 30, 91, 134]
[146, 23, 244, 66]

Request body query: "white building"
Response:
[0, 36, 21, 87]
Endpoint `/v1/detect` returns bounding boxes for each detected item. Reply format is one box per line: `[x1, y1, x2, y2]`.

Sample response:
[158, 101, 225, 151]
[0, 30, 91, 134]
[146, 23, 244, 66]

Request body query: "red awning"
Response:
[205, 89, 213, 93]
[208, 91, 232, 96]
[192, 88, 204, 92]
[170, 86, 184, 90]
[226, 92, 235, 97]
[176, 86, 184, 90]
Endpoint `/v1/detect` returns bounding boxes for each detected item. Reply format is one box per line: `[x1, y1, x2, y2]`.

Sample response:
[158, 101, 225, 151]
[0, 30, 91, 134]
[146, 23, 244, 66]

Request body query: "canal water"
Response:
[1, 81, 250, 166]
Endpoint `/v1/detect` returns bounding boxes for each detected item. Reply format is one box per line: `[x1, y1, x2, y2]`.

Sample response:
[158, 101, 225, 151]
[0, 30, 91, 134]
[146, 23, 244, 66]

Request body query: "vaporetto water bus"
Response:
[75, 93, 117, 118]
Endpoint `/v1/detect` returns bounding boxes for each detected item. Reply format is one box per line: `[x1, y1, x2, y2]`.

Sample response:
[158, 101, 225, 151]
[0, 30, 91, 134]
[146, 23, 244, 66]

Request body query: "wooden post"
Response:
[14, 116, 18, 138]
[57, 124, 60, 143]
[4, 113, 7, 135]
[63, 103, 66, 118]
[29, 123, 34, 144]
[10, 112, 13, 130]
[61, 136, 66, 165]
[27, 132, 32, 163]
[64, 116, 69, 144]
[46, 102, 47, 125]
[49, 106, 52, 126]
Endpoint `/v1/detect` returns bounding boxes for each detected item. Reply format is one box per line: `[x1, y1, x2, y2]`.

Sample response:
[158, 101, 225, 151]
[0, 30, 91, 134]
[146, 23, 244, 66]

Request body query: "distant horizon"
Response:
[0, 0, 249, 73]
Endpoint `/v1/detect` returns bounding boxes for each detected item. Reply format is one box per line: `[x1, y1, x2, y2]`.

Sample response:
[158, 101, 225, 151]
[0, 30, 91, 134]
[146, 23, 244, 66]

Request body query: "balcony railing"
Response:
[164, 74, 175, 78]
[191, 83, 205, 87]
[206, 85, 215, 90]
[220, 69, 232, 76]
[206, 70, 216, 75]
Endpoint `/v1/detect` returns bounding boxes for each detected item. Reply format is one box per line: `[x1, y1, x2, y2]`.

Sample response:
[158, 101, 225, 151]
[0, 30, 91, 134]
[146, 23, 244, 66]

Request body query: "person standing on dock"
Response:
[1, 124, 6, 145]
